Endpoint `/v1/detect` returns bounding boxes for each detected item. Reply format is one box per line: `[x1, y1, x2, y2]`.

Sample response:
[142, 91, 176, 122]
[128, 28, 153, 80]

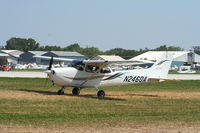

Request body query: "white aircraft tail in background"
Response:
[34, 52, 173, 98]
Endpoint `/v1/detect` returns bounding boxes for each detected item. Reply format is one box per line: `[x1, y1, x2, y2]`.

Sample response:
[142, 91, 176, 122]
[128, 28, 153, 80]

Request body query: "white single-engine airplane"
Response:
[35, 53, 173, 98]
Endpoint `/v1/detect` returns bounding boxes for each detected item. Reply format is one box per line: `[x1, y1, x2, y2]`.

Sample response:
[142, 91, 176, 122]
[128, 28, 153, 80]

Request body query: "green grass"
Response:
[0, 78, 200, 128]
[1, 98, 200, 126]
[1, 77, 200, 92]
[0, 77, 55, 90]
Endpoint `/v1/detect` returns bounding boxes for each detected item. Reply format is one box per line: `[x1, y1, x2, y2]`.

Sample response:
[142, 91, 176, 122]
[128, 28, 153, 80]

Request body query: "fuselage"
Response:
[47, 66, 156, 88]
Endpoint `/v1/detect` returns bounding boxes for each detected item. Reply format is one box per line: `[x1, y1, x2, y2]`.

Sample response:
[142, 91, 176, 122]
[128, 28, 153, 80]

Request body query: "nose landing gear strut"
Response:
[57, 87, 65, 95]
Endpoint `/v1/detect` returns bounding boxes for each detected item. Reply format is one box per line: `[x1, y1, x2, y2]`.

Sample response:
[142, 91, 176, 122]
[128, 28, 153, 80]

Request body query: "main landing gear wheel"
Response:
[57, 89, 64, 95]
[97, 90, 105, 98]
[72, 87, 80, 96]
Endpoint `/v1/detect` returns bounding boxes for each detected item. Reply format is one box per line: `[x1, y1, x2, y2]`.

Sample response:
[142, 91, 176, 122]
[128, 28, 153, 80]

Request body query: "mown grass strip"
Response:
[0, 77, 200, 91]
[0, 78, 200, 127]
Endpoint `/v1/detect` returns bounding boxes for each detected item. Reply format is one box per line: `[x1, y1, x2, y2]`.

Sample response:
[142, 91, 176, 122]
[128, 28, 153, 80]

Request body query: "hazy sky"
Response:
[0, 0, 200, 51]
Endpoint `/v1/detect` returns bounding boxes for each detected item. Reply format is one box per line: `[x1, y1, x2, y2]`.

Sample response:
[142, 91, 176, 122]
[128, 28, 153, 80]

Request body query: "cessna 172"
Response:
[35, 53, 173, 98]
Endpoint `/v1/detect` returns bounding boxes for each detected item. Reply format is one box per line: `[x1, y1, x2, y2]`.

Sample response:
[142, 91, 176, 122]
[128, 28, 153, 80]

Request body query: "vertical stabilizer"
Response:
[148, 52, 174, 78]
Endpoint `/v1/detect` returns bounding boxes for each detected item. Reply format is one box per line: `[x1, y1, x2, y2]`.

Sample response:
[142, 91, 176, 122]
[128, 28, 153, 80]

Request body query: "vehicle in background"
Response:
[0, 65, 10, 71]
[177, 69, 196, 74]
[177, 65, 196, 73]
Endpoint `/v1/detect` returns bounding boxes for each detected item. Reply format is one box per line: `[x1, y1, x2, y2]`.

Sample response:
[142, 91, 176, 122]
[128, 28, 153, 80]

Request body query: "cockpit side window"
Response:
[100, 67, 111, 73]
[85, 65, 99, 73]
[70, 62, 85, 71]
[75, 64, 84, 71]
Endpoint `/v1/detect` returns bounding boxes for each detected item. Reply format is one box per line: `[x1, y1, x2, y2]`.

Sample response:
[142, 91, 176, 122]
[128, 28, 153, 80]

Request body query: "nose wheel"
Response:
[95, 87, 105, 98]
[72, 87, 80, 96]
[97, 90, 105, 98]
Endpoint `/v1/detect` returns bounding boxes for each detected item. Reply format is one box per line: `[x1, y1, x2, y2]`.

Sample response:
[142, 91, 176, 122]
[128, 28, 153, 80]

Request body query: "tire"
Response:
[97, 90, 105, 98]
[72, 88, 80, 96]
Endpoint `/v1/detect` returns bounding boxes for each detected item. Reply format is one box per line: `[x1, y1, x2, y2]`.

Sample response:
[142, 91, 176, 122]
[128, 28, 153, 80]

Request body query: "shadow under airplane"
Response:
[19, 89, 126, 101]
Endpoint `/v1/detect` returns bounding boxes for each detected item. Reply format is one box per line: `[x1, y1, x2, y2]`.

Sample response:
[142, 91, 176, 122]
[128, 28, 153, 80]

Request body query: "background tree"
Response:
[193, 46, 200, 55]
[105, 48, 140, 59]
[167, 46, 183, 51]
[63, 43, 82, 52]
[3, 37, 189, 58]
[0, 45, 5, 50]
[39, 45, 61, 51]
[153, 45, 183, 51]
[81, 47, 103, 58]
[154, 45, 168, 51]
[5, 37, 39, 51]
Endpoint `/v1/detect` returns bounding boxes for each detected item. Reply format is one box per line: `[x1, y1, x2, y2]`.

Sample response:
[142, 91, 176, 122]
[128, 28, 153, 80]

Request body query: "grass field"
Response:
[0, 78, 200, 132]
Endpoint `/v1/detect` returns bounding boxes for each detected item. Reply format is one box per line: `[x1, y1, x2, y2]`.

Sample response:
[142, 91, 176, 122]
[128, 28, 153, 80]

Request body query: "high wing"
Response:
[34, 55, 154, 67]
[82, 60, 154, 67]
[34, 55, 75, 62]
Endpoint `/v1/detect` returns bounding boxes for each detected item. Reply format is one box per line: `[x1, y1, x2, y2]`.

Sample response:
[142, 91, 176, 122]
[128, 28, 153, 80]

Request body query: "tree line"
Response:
[1, 37, 200, 59]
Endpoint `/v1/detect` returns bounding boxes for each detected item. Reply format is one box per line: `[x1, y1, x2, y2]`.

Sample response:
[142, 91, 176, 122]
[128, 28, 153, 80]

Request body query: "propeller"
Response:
[44, 56, 54, 88]
[48, 56, 53, 70]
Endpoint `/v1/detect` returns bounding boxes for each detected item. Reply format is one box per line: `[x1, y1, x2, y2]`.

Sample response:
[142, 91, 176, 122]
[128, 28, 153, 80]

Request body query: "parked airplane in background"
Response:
[35, 53, 173, 98]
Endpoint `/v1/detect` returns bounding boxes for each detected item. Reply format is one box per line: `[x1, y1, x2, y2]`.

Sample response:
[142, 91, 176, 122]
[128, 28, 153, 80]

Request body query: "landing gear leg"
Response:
[57, 87, 65, 95]
[95, 87, 105, 98]
[72, 87, 80, 96]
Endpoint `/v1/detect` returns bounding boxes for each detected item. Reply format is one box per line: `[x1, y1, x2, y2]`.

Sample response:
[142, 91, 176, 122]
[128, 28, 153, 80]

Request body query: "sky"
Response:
[0, 0, 200, 51]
